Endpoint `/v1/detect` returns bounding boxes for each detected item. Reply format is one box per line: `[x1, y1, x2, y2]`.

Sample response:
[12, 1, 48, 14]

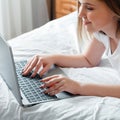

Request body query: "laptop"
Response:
[0, 36, 74, 107]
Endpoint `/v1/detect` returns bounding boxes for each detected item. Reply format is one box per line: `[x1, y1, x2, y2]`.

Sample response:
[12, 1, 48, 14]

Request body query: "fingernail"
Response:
[40, 85, 43, 88]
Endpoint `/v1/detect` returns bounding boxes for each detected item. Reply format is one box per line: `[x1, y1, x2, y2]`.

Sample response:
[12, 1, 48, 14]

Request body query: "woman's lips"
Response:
[82, 18, 91, 25]
[83, 21, 91, 25]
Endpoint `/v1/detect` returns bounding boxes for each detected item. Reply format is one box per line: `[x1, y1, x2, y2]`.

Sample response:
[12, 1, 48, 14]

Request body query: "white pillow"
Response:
[8, 12, 79, 61]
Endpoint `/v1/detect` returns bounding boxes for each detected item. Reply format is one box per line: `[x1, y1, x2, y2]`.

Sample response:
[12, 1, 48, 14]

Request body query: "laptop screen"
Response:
[0, 36, 22, 105]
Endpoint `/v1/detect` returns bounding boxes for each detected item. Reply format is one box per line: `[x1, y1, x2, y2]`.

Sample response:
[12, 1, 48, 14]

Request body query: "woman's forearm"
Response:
[52, 54, 92, 68]
[80, 83, 120, 98]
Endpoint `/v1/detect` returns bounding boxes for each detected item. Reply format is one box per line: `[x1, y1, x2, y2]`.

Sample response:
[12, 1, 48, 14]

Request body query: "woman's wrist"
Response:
[50, 54, 62, 65]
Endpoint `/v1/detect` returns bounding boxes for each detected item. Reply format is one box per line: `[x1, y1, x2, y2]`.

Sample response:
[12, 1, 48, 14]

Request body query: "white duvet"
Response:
[0, 12, 120, 120]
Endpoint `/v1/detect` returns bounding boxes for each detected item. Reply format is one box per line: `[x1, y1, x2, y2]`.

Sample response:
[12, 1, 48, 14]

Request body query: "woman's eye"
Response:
[86, 6, 94, 11]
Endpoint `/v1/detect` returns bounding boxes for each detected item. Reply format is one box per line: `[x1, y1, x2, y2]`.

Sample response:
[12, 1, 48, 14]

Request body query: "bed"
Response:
[1, 12, 120, 120]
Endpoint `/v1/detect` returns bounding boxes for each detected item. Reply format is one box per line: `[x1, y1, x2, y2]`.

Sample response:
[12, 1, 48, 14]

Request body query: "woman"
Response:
[22, 0, 120, 98]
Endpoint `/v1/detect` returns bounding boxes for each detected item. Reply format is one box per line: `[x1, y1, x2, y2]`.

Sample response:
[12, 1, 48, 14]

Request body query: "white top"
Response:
[94, 32, 120, 73]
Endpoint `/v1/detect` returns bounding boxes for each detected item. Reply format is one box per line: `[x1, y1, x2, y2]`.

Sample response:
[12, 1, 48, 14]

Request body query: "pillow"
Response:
[8, 11, 79, 61]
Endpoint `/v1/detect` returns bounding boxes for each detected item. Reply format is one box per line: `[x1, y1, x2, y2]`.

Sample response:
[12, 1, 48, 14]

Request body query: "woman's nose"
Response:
[78, 6, 86, 18]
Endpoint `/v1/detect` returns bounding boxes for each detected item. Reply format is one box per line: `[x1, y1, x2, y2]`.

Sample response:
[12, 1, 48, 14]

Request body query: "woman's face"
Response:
[78, 0, 117, 33]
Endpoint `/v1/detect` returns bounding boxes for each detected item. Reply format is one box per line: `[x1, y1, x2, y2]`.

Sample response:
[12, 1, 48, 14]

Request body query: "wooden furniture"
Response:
[54, 0, 77, 19]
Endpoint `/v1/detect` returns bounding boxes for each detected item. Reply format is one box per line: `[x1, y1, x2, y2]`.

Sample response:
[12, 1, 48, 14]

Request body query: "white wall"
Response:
[0, 0, 50, 40]
[31, 0, 49, 29]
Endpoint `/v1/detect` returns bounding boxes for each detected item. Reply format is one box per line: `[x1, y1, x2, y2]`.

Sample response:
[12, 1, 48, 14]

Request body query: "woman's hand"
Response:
[41, 75, 81, 96]
[22, 55, 55, 77]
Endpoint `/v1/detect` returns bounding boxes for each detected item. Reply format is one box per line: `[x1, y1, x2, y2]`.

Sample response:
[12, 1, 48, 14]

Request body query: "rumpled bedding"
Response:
[0, 12, 120, 120]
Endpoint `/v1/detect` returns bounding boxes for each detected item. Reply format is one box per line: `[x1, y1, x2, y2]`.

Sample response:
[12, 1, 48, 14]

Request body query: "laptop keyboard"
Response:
[15, 61, 57, 103]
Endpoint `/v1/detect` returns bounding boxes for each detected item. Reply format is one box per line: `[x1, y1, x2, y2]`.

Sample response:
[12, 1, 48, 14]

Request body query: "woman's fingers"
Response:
[51, 86, 64, 95]
[42, 75, 59, 82]
[22, 55, 38, 74]
[44, 77, 62, 88]
[40, 75, 65, 95]
[31, 58, 42, 77]
[22, 59, 33, 73]
[41, 75, 62, 87]
[22, 55, 53, 78]
[39, 64, 51, 77]
[44, 82, 64, 95]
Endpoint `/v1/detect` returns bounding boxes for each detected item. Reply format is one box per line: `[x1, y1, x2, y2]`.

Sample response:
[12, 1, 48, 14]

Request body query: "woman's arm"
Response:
[53, 38, 105, 68]
[80, 83, 120, 98]
[41, 75, 120, 98]
[23, 38, 105, 76]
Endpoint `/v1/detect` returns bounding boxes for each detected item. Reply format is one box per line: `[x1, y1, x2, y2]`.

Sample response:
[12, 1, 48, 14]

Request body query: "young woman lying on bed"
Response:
[22, 0, 120, 98]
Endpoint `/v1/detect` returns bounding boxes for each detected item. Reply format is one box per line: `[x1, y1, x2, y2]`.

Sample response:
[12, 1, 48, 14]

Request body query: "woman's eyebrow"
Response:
[82, 2, 96, 6]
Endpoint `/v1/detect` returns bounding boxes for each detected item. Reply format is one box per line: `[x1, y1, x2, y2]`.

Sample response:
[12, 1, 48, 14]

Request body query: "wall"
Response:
[31, 0, 49, 29]
[0, 0, 50, 40]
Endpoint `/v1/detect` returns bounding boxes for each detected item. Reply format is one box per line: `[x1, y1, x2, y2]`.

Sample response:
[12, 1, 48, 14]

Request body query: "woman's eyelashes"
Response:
[78, 2, 94, 11]
[86, 5, 94, 11]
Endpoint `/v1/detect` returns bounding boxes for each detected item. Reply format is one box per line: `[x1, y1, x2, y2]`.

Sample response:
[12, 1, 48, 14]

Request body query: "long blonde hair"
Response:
[77, 1, 91, 52]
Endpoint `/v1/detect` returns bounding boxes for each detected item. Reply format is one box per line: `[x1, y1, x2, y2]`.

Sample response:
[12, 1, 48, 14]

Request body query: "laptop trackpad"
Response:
[56, 92, 74, 99]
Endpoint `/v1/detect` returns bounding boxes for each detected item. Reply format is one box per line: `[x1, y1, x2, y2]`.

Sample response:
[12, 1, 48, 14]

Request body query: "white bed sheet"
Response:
[1, 12, 120, 120]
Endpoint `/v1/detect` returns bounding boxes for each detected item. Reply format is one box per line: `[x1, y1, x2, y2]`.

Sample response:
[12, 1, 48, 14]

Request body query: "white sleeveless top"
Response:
[94, 32, 120, 73]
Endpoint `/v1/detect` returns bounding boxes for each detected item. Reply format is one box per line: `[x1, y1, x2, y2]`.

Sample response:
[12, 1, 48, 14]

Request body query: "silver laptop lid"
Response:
[0, 36, 22, 105]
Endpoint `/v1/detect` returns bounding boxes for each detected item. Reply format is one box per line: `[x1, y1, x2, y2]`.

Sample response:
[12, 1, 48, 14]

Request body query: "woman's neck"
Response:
[110, 37, 119, 54]
[102, 20, 119, 42]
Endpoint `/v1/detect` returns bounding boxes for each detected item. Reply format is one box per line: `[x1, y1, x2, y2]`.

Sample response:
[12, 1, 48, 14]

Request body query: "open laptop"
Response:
[0, 36, 74, 107]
